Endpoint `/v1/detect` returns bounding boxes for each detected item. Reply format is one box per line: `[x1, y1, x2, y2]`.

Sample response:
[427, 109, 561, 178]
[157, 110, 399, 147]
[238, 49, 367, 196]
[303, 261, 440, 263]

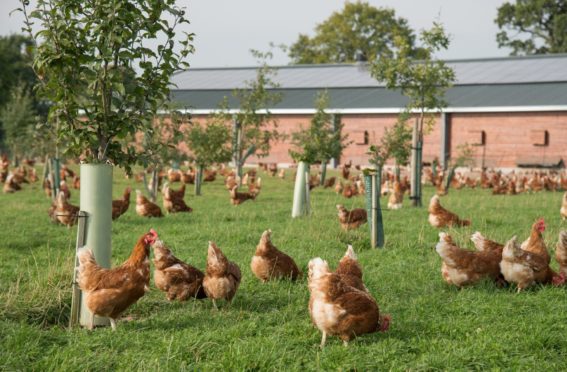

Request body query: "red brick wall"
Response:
[188, 111, 567, 168]
[450, 111, 567, 168]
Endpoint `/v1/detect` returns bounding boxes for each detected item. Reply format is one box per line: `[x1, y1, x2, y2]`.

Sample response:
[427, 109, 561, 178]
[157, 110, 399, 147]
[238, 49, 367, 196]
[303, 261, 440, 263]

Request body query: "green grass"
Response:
[1, 167, 567, 371]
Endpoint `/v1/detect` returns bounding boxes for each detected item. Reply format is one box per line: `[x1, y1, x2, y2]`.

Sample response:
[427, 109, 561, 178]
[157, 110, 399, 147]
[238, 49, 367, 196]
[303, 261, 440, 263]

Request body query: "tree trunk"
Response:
[79, 164, 112, 329]
[51, 157, 61, 200]
[416, 140, 423, 207]
[292, 161, 310, 218]
[444, 166, 456, 194]
[232, 117, 243, 186]
[195, 165, 203, 196]
[410, 121, 419, 207]
[151, 169, 158, 203]
[319, 161, 327, 186]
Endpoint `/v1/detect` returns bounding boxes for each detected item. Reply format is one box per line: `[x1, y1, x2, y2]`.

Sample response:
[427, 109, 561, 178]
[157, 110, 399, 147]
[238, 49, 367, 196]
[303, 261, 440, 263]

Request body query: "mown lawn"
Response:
[1, 167, 567, 371]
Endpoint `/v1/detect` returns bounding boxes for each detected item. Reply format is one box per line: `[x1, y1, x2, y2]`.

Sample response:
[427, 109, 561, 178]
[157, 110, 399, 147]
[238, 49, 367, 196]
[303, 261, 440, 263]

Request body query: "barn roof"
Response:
[170, 54, 567, 113]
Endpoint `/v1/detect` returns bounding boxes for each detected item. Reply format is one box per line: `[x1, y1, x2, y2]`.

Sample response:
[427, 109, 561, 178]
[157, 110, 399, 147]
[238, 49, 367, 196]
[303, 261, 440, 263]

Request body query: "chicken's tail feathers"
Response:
[77, 247, 96, 267]
[470, 231, 485, 250]
[435, 232, 453, 256]
[503, 235, 520, 258]
[344, 244, 357, 260]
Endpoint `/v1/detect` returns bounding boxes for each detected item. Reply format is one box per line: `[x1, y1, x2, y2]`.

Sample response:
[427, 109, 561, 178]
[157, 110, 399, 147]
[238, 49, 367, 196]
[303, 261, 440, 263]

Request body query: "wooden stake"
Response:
[69, 210, 87, 329]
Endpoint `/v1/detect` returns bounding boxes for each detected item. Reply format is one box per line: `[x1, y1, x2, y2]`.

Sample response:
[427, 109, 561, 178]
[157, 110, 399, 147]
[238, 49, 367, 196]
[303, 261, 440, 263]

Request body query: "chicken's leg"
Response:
[320, 331, 327, 348]
[109, 318, 117, 331]
[88, 312, 95, 330]
[212, 299, 218, 310]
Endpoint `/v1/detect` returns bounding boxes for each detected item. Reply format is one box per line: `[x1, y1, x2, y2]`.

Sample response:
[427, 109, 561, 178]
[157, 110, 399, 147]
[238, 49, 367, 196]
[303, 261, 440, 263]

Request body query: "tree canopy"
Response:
[372, 22, 455, 136]
[0, 83, 37, 158]
[289, 91, 349, 164]
[20, 0, 193, 173]
[0, 35, 36, 109]
[495, 0, 567, 55]
[288, 2, 421, 64]
[186, 116, 232, 168]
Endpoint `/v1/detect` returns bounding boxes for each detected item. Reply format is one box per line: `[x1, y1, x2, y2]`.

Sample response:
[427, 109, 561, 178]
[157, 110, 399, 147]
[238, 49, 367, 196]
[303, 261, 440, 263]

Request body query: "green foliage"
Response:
[140, 112, 186, 170]
[0, 84, 38, 158]
[232, 50, 282, 168]
[452, 143, 475, 168]
[383, 116, 412, 167]
[289, 91, 349, 164]
[372, 22, 455, 136]
[495, 0, 567, 55]
[186, 116, 232, 167]
[0, 35, 36, 110]
[366, 143, 389, 170]
[19, 0, 193, 172]
[288, 2, 422, 64]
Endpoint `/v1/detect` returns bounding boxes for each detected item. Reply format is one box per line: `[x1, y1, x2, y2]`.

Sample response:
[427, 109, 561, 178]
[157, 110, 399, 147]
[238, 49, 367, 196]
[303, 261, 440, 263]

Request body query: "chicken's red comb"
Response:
[149, 228, 158, 238]
[536, 219, 546, 232]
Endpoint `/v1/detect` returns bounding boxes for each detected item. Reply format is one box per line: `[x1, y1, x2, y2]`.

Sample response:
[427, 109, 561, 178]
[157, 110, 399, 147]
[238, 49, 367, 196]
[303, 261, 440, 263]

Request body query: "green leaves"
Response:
[371, 22, 455, 136]
[495, 0, 567, 55]
[288, 2, 421, 64]
[232, 51, 282, 162]
[19, 0, 194, 168]
[186, 115, 232, 167]
[289, 91, 350, 165]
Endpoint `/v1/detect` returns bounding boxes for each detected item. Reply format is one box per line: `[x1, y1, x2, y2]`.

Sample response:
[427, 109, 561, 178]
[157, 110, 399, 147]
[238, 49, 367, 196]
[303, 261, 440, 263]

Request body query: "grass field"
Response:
[1, 167, 567, 371]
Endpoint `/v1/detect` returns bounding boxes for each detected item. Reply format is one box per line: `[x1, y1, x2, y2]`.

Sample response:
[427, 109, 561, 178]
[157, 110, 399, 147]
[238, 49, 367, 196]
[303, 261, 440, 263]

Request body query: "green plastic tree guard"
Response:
[195, 165, 203, 196]
[79, 163, 112, 328]
[292, 161, 310, 218]
[364, 169, 384, 248]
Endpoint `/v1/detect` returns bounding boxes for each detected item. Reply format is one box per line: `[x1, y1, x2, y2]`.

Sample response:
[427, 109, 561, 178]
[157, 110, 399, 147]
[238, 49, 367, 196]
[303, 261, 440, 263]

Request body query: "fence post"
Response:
[69, 210, 88, 329]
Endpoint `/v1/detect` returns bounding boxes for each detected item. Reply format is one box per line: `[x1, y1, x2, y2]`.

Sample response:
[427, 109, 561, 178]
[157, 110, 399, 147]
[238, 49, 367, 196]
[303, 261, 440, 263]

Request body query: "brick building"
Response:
[171, 54, 567, 169]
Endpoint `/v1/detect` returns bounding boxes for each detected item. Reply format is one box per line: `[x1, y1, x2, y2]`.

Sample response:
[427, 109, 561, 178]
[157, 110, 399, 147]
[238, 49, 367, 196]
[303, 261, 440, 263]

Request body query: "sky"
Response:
[1, 0, 510, 68]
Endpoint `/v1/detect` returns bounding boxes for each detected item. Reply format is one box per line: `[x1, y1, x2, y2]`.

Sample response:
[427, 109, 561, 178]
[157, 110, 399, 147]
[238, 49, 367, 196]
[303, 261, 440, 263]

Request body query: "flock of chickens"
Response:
[428, 193, 567, 291]
[3, 154, 567, 347]
[77, 227, 389, 346]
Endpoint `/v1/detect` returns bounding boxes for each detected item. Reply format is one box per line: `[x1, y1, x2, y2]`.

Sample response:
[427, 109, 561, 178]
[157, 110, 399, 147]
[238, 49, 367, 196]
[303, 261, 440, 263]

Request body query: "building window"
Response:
[468, 130, 485, 146]
[354, 130, 369, 145]
[530, 130, 549, 146]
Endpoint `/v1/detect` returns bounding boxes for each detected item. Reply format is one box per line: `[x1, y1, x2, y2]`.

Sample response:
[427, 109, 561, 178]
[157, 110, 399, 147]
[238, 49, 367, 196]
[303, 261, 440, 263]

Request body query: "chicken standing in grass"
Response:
[203, 241, 242, 309]
[229, 185, 258, 205]
[335, 245, 367, 292]
[3, 173, 21, 193]
[54, 191, 79, 226]
[336, 204, 367, 230]
[500, 220, 565, 291]
[162, 183, 192, 213]
[77, 229, 158, 330]
[112, 187, 131, 220]
[555, 231, 567, 277]
[387, 181, 403, 210]
[428, 195, 470, 228]
[152, 239, 206, 301]
[135, 190, 163, 218]
[251, 230, 301, 282]
[435, 232, 504, 287]
[307, 257, 390, 347]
